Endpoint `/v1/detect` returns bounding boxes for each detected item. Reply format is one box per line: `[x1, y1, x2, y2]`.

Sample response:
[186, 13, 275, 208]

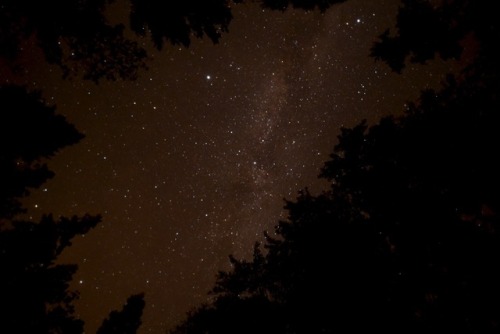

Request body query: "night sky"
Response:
[4, 0, 460, 332]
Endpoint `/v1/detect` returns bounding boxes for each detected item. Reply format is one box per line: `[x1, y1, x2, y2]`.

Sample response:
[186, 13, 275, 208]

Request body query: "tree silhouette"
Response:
[1, 0, 348, 82]
[0, 86, 145, 333]
[169, 1, 500, 333]
[170, 295, 285, 334]
[171, 78, 500, 334]
[317, 74, 500, 332]
[0, 214, 101, 333]
[0, 0, 147, 82]
[0, 85, 94, 333]
[129, 0, 237, 49]
[0, 85, 83, 220]
[97, 293, 146, 334]
[370, 0, 499, 73]
[1, 0, 239, 81]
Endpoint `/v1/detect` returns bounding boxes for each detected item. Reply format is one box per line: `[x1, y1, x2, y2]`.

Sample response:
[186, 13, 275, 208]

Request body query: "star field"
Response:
[7, 0, 460, 332]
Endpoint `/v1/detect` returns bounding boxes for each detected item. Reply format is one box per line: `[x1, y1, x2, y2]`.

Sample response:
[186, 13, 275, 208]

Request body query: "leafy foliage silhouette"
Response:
[129, 0, 237, 49]
[97, 293, 146, 334]
[2, 0, 498, 333]
[169, 1, 500, 333]
[171, 79, 500, 334]
[370, 0, 499, 73]
[0, 0, 147, 82]
[0, 0, 347, 81]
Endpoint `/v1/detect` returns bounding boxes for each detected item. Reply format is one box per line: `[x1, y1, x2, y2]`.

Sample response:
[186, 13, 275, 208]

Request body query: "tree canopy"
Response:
[0, 214, 101, 333]
[0, 0, 349, 331]
[97, 293, 146, 334]
[0, 86, 83, 220]
[370, 0, 498, 74]
[0, 85, 145, 333]
[171, 71, 500, 334]
[169, 0, 500, 333]
[0, 0, 347, 82]
[2, 0, 498, 332]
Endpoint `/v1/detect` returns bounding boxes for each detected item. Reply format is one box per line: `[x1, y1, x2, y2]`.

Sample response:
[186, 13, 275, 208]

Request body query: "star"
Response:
[10, 1, 455, 332]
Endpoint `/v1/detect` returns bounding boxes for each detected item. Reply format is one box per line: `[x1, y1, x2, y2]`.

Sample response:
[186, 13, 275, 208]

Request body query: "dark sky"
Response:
[5, 0, 459, 333]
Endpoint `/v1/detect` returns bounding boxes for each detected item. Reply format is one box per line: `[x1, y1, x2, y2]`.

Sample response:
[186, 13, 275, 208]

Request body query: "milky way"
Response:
[7, 0, 459, 332]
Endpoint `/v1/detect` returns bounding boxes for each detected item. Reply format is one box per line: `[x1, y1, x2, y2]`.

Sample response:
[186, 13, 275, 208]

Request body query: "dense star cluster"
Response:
[2, 1, 461, 333]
